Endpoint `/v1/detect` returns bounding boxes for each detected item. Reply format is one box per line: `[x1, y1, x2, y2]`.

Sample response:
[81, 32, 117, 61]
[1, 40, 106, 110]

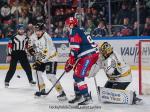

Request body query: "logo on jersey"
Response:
[81, 60, 90, 76]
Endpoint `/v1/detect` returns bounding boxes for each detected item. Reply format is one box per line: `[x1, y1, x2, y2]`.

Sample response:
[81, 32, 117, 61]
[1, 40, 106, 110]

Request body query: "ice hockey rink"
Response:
[0, 69, 150, 112]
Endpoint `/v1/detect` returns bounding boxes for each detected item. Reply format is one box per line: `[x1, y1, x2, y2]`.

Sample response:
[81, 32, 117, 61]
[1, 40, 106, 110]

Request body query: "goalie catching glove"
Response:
[28, 46, 36, 56]
[32, 60, 44, 70]
[65, 56, 75, 72]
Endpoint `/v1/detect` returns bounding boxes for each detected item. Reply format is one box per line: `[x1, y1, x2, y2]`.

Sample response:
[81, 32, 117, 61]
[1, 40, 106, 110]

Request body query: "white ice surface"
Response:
[0, 69, 150, 112]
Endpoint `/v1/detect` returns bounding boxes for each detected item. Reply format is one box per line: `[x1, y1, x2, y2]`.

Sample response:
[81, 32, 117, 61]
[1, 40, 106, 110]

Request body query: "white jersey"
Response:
[90, 51, 132, 82]
[29, 32, 57, 63]
[101, 51, 132, 82]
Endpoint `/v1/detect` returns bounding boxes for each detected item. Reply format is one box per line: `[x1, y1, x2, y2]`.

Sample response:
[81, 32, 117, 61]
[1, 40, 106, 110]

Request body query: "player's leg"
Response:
[68, 59, 89, 104]
[4, 54, 18, 87]
[33, 63, 46, 96]
[19, 52, 35, 85]
[46, 62, 67, 100]
[69, 75, 91, 105]
[69, 53, 99, 105]
[34, 70, 46, 95]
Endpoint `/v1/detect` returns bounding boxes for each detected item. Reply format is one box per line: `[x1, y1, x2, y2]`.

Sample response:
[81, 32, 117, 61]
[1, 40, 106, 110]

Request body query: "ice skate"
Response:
[132, 92, 143, 104]
[68, 95, 83, 104]
[78, 93, 92, 105]
[5, 82, 9, 88]
[29, 80, 36, 86]
[57, 91, 67, 101]
[34, 89, 46, 97]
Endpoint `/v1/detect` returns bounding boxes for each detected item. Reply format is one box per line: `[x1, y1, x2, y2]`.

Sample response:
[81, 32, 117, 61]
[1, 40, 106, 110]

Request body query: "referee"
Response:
[5, 24, 36, 87]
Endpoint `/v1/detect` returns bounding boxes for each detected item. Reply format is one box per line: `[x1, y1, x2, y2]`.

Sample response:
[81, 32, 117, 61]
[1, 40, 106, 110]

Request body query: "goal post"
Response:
[138, 40, 150, 95]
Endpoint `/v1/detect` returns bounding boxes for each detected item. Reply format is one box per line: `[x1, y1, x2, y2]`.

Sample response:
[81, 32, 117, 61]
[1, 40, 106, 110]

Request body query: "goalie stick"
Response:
[94, 76, 101, 102]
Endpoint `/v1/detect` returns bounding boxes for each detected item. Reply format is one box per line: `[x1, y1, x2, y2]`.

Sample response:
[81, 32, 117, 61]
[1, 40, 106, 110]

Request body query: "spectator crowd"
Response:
[0, 0, 150, 39]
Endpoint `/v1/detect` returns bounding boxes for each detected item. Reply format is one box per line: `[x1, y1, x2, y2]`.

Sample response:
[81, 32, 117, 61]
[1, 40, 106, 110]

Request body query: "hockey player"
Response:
[5, 24, 36, 87]
[28, 23, 67, 101]
[89, 42, 142, 104]
[64, 17, 99, 105]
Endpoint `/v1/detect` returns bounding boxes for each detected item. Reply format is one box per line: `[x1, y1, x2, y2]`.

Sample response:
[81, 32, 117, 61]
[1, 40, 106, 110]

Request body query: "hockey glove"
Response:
[28, 46, 36, 56]
[65, 56, 75, 72]
[32, 60, 43, 70]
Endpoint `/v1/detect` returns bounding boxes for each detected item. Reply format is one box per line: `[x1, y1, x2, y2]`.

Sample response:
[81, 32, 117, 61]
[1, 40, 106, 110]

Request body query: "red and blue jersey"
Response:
[68, 27, 99, 60]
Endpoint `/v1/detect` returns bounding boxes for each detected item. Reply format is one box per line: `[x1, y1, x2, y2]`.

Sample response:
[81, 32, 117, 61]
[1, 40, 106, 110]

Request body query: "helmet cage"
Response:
[100, 42, 113, 57]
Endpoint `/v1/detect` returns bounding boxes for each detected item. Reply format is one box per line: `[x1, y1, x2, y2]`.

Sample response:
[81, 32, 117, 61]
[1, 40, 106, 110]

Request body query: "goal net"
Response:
[138, 40, 150, 95]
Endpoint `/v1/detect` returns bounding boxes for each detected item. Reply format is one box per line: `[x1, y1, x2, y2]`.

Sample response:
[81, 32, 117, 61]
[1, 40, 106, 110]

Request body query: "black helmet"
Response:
[35, 23, 45, 31]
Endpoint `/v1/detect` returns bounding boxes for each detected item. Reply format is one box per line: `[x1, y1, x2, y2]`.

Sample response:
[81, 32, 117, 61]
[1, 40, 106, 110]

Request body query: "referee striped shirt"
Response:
[7, 34, 29, 55]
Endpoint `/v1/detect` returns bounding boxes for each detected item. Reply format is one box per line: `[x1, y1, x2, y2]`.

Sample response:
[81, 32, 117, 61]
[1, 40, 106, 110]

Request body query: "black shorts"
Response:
[36, 62, 57, 74]
[104, 81, 130, 90]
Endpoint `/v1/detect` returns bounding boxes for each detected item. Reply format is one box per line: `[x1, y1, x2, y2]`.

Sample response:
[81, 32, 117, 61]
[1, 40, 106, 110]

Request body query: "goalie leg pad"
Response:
[99, 87, 134, 104]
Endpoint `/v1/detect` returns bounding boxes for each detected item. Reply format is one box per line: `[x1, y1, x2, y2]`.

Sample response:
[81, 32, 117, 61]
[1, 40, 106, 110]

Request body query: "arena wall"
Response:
[0, 36, 150, 70]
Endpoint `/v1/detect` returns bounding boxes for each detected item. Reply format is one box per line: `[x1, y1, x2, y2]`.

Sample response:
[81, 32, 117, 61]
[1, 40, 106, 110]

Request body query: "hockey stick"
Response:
[94, 76, 101, 102]
[31, 54, 40, 92]
[44, 71, 66, 95]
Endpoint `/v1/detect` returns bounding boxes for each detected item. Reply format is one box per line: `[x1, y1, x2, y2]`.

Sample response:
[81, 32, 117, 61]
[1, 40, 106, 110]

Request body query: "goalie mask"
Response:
[100, 42, 113, 58]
